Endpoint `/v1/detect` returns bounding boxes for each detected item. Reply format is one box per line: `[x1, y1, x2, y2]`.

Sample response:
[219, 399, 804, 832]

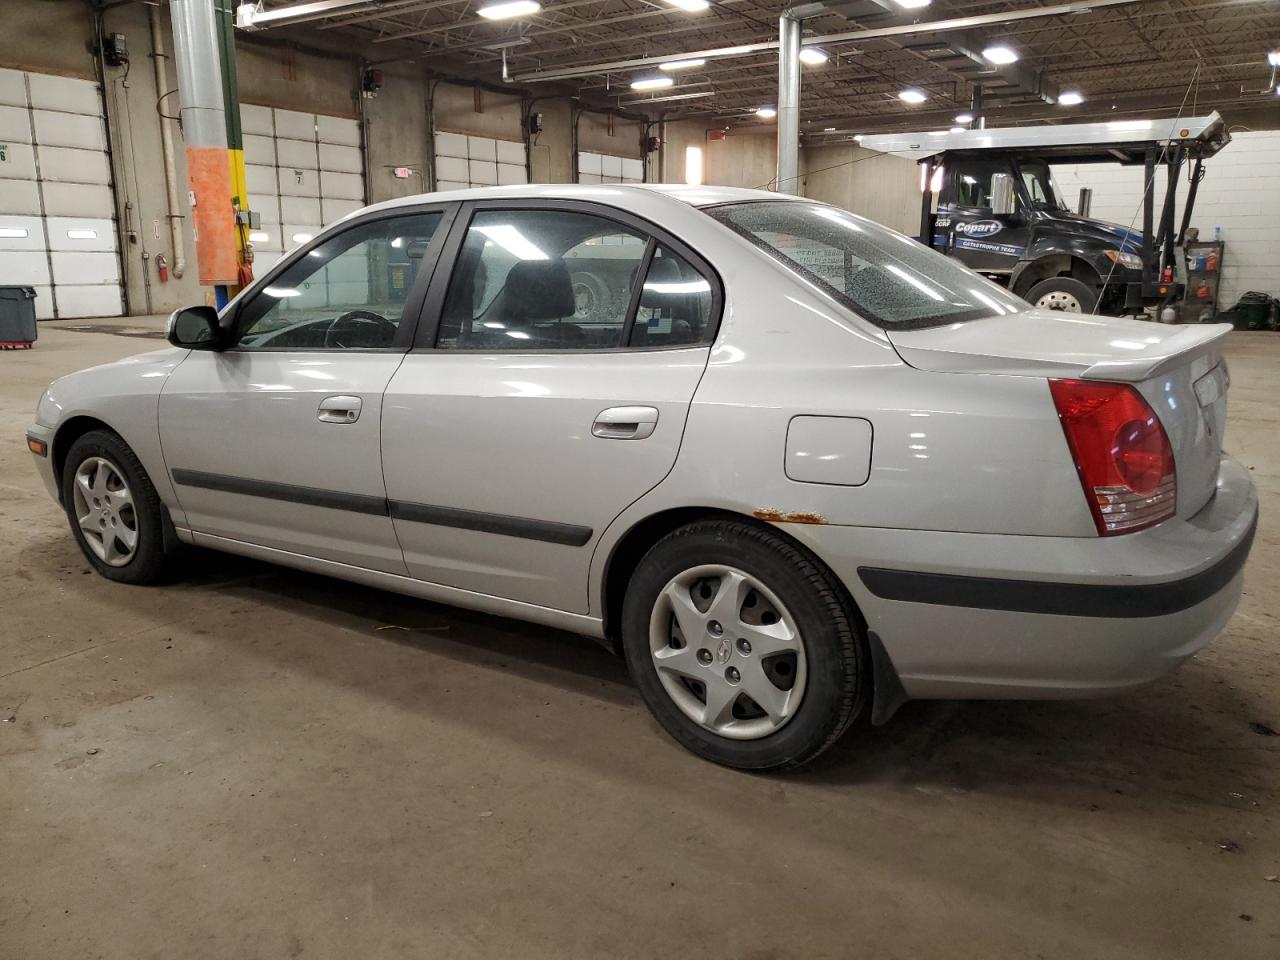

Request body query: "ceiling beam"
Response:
[510, 0, 1155, 83]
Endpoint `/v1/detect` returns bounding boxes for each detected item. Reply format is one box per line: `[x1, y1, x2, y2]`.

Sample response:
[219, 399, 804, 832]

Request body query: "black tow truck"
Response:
[859, 113, 1231, 315]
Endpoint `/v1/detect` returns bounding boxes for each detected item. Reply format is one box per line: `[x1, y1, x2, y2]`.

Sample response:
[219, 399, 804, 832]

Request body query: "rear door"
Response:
[381, 200, 720, 613]
[159, 205, 454, 572]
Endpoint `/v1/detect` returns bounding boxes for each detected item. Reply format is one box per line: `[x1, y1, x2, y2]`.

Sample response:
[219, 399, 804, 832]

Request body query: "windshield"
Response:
[707, 201, 1028, 329]
[1018, 160, 1068, 211]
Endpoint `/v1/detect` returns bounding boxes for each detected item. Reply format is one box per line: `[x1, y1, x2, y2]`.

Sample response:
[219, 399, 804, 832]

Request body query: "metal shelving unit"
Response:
[1182, 240, 1225, 323]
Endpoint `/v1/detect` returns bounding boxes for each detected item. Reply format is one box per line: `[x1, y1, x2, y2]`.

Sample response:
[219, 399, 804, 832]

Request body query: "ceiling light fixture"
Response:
[955, 112, 974, 123]
[756, 106, 778, 118]
[630, 75, 675, 91]
[1057, 90, 1084, 105]
[799, 47, 830, 65]
[663, 0, 711, 11]
[1268, 50, 1280, 67]
[898, 87, 927, 104]
[983, 44, 1019, 65]
[823, 126, 836, 131]
[622, 91, 716, 104]
[477, 0, 541, 20]
[660, 58, 706, 71]
[893, 0, 931, 8]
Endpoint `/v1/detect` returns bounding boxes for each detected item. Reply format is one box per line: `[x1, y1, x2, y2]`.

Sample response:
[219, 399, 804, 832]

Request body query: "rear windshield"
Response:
[706, 200, 1028, 330]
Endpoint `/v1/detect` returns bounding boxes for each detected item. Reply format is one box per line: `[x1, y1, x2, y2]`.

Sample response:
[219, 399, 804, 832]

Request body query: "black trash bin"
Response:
[0, 286, 38, 349]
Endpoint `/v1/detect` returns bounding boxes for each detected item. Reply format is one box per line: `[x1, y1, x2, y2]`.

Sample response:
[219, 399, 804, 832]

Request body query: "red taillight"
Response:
[1048, 378, 1176, 535]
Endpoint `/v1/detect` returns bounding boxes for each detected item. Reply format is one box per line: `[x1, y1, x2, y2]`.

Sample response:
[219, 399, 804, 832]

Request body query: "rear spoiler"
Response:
[1081, 323, 1232, 383]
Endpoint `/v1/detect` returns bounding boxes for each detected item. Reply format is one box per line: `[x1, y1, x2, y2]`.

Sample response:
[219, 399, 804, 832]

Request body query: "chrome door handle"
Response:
[318, 395, 362, 424]
[592, 405, 658, 440]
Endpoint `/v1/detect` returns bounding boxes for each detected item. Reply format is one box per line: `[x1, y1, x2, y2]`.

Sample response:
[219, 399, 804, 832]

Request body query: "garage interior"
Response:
[2, 0, 1278, 956]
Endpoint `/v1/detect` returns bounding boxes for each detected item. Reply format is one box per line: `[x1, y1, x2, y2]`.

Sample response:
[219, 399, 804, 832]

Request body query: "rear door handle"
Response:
[318, 395, 362, 424]
[592, 405, 659, 440]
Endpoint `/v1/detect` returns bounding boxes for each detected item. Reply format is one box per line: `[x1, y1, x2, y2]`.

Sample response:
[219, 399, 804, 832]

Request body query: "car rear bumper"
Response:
[787, 454, 1258, 699]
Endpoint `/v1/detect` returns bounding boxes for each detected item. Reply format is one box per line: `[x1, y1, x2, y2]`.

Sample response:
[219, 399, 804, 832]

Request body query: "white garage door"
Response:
[241, 104, 365, 276]
[578, 151, 644, 185]
[0, 69, 121, 319]
[434, 131, 527, 191]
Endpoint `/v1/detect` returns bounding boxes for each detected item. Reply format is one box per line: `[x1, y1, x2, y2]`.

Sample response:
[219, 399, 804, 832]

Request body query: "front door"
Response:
[939, 157, 1031, 274]
[381, 202, 720, 613]
[159, 207, 451, 573]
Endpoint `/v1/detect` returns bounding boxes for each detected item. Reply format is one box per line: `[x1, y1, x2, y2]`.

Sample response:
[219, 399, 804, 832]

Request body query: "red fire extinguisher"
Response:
[156, 253, 169, 283]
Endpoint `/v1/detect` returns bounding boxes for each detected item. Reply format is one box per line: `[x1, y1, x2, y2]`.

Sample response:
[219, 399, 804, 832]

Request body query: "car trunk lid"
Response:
[886, 311, 1232, 520]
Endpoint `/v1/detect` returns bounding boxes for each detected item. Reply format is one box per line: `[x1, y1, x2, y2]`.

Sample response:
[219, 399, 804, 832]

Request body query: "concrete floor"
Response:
[2, 320, 1277, 959]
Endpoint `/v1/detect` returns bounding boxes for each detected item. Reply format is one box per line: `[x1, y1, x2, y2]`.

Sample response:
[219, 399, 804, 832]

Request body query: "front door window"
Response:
[236, 212, 443, 351]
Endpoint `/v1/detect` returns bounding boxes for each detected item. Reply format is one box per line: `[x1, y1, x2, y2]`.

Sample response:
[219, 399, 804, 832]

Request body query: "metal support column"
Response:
[918, 157, 934, 246]
[170, 0, 238, 291]
[215, 0, 251, 294]
[972, 85, 985, 129]
[1140, 146, 1156, 290]
[1177, 157, 1204, 246]
[776, 14, 801, 194]
[1156, 145, 1183, 272]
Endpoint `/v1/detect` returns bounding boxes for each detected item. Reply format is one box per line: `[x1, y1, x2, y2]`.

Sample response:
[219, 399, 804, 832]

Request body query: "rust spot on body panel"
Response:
[753, 508, 828, 524]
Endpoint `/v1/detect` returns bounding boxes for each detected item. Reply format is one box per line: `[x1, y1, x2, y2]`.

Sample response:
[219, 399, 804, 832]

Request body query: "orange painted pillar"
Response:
[185, 145, 238, 284]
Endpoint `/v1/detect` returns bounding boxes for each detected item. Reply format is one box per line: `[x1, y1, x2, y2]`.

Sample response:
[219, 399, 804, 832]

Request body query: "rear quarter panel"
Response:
[590, 231, 1096, 613]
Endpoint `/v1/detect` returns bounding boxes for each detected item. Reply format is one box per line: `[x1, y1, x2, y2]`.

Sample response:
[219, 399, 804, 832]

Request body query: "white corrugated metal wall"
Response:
[242, 104, 365, 277]
[577, 151, 643, 185]
[0, 68, 121, 319]
[433, 131, 528, 191]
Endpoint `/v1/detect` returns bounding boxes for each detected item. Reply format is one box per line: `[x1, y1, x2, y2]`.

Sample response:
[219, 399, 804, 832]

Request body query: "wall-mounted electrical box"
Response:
[104, 33, 129, 67]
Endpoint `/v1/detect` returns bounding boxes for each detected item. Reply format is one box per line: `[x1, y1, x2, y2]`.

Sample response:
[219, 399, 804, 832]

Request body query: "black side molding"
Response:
[172, 469, 388, 516]
[858, 514, 1256, 619]
[170, 469, 593, 547]
[389, 501, 593, 547]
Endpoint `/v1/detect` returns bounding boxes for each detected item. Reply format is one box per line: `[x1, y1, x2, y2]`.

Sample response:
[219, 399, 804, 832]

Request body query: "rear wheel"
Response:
[621, 519, 865, 770]
[1025, 276, 1098, 313]
[61, 430, 175, 584]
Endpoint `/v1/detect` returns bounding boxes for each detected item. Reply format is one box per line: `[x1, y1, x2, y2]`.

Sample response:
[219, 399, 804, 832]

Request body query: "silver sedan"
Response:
[28, 184, 1257, 770]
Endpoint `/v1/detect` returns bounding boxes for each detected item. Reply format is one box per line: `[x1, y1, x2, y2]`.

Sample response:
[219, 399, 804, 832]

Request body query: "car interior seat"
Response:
[631, 255, 699, 347]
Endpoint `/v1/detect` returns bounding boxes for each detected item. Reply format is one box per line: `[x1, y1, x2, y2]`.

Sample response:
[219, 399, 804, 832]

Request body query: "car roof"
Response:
[356, 182, 799, 219]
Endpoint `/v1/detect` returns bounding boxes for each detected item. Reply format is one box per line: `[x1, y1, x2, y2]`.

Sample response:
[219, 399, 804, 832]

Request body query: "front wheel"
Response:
[1025, 276, 1099, 313]
[61, 429, 176, 584]
[621, 520, 865, 771]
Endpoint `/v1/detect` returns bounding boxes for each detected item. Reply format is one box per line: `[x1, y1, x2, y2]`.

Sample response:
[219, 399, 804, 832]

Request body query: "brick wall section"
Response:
[1052, 131, 1280, 308]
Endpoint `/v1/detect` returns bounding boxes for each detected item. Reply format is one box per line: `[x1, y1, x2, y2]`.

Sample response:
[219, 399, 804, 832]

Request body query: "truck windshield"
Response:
[1018, 160, 1069, 211]
[706, 201, 1028, 330]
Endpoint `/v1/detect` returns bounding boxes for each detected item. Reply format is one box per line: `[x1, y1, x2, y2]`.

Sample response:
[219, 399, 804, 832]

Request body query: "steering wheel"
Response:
[324, 310, 396, 349]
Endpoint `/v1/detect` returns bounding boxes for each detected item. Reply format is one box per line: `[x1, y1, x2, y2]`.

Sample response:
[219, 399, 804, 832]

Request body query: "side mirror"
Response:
[166, 305, 222, 350]
[990, 172, 1018, 217]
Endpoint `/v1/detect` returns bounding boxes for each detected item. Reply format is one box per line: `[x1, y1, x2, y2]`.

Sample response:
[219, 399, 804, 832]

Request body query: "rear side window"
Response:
[707, 201, 1027, 330]
[436, 208, 715, 351]
[628, 245, 713, 348]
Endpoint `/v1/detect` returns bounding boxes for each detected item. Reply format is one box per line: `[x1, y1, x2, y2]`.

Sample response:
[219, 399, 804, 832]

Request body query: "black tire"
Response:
[621, 519, 866, 771]
[1024, 276, 1099, 314]
[60, 429, 175, 585]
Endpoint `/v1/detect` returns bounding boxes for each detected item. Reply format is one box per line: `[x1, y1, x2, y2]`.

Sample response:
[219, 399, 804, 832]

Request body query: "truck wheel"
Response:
[1025, 277, 1098, 314]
